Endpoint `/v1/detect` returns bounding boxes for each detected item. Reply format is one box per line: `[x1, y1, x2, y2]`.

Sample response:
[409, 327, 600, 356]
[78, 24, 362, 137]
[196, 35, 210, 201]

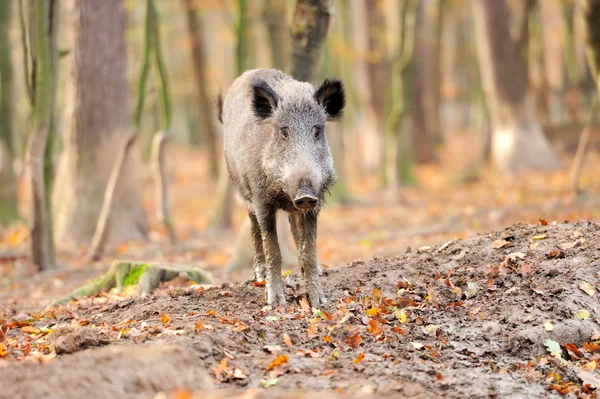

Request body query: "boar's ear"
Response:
[315, 79, 345, 120]
[252, 79, 279, 120]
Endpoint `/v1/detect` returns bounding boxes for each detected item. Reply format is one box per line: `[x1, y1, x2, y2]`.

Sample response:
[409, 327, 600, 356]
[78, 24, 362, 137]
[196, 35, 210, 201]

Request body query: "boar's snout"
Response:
[294, 186, 318, 210]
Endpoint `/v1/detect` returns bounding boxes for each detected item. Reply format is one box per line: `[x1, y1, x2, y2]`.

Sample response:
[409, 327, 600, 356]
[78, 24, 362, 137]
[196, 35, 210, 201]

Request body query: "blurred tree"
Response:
[53, 0, 148, 245]
[26, 0, 57, 270]
[183, 0, 220, 179]
[210, 0, 248, 230]
[0, 1, 19, 224]
[384, 0, 417, 189]
[263, 0, 289, 71]
[412, 0, 438, 163]
[583, 0, 600, 90]
[472, 0, 559, 173]
[291, 0, 332, 83]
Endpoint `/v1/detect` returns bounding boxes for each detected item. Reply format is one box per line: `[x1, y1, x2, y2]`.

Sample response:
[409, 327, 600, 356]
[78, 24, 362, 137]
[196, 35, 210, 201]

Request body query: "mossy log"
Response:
[56, 260, 213, 305]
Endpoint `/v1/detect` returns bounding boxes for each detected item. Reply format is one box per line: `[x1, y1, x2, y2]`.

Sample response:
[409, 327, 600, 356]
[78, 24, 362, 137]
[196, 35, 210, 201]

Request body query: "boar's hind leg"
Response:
[257, 206, 286, 305]
[249, 211, 267, 281]
[294, 212, 327, 307]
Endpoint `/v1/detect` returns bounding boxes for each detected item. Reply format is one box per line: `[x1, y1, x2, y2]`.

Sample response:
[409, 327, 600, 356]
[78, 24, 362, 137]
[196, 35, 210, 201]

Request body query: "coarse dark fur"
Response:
[219, 69, 345, 306]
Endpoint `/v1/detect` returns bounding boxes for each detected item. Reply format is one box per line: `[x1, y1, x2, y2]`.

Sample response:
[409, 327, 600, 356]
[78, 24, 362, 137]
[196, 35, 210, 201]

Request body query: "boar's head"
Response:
[251, 78, 345, 211]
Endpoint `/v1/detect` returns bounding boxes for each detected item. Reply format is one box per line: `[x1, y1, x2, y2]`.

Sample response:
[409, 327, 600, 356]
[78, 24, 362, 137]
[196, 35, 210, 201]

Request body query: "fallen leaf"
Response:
[365, 307, 380, 317]
[347, 332, 362, 348]
[267, 355, 289, 370]
[579, 281, 595, 296]
[252, 280, 266, 287]
[260, 378, 279, 388]
[0, 343, 7, 358]
[395, 309, 407, 324]
[391, 326, 406, 335]
[574, 309, 590, 320]
[323, 336, 333, 343]
[507, 252, 526, 261]
[539, 218, 549, 226]
[584, 342, 600, 353]
[194, 320, 204, 330]
[544, 339, 562, 359]
[410, 342, 425, 350]
[583, 360, 598, 371]
[544, 321, 554, 332]
[367, 319, 382, 336]
[161, 314, 170, 324]
[532, 233, 547, 240]
[21, 326, 39, 334]
[299, 298, 310, 312]
[578, 370, 600, 389]
[283, 333, 293, 347]
[0, 319, 8, 342]
[353, 352, 364, 364]
[307, 324, 318, 336]
[172, 389, 192, 399]
[372, 288, 383, 302]
[212, 357, 229, 381]
[492, 239, 512, 249]
[564, 343, 583, 360]
[466, 282, 479, 298]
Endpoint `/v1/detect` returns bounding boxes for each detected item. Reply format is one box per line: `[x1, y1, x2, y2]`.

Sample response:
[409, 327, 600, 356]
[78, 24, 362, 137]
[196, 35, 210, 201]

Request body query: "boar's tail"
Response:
[216, 93, 224, 124]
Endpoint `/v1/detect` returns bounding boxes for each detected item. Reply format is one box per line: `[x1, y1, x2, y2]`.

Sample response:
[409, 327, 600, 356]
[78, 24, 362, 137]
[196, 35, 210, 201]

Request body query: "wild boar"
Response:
[220, 69, 345, 306]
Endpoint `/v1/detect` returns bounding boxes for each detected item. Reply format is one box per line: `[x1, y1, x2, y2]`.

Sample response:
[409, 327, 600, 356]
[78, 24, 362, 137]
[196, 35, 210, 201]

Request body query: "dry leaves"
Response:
[347, 332, 362, 348]
[353, 352, 364, 364]
[267, 355, 289, 370]
[367, 319, 382, 336]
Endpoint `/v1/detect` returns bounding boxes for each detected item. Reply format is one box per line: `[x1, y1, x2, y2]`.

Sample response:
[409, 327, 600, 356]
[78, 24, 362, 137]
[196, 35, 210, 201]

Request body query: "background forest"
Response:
[3, 1, 600, 397]
[0, 0, 599, 305]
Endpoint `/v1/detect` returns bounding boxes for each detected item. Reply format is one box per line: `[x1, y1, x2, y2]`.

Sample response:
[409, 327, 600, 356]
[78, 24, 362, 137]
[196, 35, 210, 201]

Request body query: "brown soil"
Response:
[2, 221, 600, 398]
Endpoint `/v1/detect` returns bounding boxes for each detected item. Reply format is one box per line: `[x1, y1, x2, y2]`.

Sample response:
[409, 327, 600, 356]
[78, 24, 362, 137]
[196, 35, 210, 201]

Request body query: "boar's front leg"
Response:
[256, 206, 286, 305]
[248, 211, 267, 282]
[293, 211, 326, 307]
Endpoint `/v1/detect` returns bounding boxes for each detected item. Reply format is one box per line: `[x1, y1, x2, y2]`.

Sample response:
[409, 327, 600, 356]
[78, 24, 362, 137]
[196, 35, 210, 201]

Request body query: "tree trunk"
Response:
[411, 0, 437, 164]
[183, 0, 220, 180]
[582, 0, 600, 87]
[290, 0, 332, 83]
[471, 0, 560, 174]
[53, 0, 148, 245]
[263, 0, 288, 71]
[27, 0, 56, 271]
[0, 0, 19, 224]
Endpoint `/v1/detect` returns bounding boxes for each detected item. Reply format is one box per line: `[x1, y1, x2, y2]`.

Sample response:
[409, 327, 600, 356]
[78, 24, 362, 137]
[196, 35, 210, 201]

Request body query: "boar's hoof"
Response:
[308, 284, 327, 307]
[254, 263, 267, 282]
[267, 288, 287, 306]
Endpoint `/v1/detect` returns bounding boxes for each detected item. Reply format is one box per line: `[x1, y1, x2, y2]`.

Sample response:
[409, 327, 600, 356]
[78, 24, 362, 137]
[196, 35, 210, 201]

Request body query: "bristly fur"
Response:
[216, 93, 224, 124]
[314, 79, 345, 120]
[252, 79, 279, 120]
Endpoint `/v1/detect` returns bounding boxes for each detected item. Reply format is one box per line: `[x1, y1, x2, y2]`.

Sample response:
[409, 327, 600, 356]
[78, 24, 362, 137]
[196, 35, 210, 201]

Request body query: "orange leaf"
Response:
[584, 342, 600, 353]
[391, 326, 406, 335]
[367, 319, 382, 336]
[372, 288, 383, 302]
[207, 309, 217, 316]
[283, 333, 293, 346]
[0, 343, 7, 358]
[346, 332, 362, 348]
[299, 298, 310, 312]
[252, 280, 266, 287]
[322, 310, 333, 321]
[21, 326, 39, 334]
[307, 324, 319, 336]
[195, 320, 204, 330]
[161, 314, 170, 324]
[172, 389, 192, 399]
[323, 336, 333, 343]
[267, 355, 289, 370]
[539, 218, 549, 226]
[353, 352, 364, 364]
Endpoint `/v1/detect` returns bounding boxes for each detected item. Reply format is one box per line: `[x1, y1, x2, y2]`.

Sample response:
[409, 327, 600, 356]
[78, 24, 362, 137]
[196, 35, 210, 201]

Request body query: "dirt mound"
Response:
[2, 221, 600, 398]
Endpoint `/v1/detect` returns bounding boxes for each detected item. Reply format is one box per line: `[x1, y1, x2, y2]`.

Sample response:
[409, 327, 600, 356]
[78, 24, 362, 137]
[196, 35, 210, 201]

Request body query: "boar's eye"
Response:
[314, 126, 323, 139]
[280, 127, 289, 140]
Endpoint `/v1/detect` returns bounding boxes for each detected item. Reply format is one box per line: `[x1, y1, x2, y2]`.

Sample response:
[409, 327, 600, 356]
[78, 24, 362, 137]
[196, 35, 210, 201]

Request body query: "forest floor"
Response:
[1, 133, 600, 398]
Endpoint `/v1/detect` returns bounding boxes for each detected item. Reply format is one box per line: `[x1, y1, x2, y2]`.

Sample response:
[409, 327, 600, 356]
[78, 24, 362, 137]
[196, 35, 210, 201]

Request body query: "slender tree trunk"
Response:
[582, 0, 600, 87]
[210, 0, 248, 230]
[27, 0, 56, 271]
[263, 0, 288, 71]
[53, 0, 148, 245]
[290, 0, 332, 83]
[0, 1, 19, 224]
[183, 0, 219, 180]
[411, 0, 437, 164]
[471, 0, 560, 174]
